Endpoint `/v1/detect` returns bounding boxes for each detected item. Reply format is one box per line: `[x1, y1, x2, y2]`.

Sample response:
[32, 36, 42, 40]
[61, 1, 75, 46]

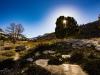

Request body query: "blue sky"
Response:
[0, 0, 100, 38]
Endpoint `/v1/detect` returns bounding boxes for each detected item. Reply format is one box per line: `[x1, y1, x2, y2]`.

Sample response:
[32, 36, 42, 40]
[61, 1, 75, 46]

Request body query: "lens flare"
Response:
[63, 19, 67, 24]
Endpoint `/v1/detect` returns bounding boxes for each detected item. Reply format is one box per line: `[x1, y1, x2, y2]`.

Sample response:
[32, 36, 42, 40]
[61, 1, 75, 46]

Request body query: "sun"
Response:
[63, 19, 67, 24]
[63, 19, 68, 28]
[47, 6, 82, 25]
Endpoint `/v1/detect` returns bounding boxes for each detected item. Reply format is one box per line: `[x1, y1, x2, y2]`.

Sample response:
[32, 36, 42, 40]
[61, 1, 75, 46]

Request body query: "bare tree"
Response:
[6, 23, 24, 43]
[16, 24, 24, 39]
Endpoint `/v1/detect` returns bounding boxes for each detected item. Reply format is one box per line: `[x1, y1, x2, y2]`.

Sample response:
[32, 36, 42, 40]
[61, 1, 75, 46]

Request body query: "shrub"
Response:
[2, 51, 15, 57]
[88, 53, 96, 59]
[15, 45, 26, 52]
[18, 59, 30, 69]
[84, 59, 100, 75]
[0, 58, 15, 70]
[34, 43, 50, 52]
[69, 52, 84, 64]
[23, 65, 51, 75]
[4, 46, 13, 50]
[48, 57, 63, 65]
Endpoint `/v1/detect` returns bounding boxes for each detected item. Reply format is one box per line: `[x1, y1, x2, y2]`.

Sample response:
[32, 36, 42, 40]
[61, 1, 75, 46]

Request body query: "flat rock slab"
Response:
[63, 64, 88, 75]
[35, 59, 88, 75]
[35, 59, 49, 67]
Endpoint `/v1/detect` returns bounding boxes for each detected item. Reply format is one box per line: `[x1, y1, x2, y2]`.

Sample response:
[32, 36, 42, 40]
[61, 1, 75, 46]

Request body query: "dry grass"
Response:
[0, 50, 16, 61]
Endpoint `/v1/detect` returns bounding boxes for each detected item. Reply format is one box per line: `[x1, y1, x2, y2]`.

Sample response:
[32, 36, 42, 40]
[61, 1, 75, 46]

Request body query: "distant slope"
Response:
[79, 20, 100, 38]
[32, 32, 56, 41]
[32, 20, 100, 40]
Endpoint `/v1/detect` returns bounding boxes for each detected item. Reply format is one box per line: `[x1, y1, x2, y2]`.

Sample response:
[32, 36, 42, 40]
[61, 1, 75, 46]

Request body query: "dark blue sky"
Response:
[0, 0, 100, 37]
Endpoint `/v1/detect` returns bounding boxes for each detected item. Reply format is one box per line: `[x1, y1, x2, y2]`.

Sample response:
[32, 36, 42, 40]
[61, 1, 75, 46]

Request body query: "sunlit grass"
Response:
[0, 39, 65, 61]
[0, 50, 16, 61]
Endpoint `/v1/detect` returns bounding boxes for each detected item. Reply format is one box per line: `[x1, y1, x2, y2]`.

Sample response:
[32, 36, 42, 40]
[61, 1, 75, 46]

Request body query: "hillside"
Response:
[32, 32, 56, 42]
[32, 20, 100, 41]
[79, 20, 100, 38]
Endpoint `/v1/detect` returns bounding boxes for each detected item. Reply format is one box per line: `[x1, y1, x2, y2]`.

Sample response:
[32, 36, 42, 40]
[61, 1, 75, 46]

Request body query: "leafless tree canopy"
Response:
[6, 23, 24, 43]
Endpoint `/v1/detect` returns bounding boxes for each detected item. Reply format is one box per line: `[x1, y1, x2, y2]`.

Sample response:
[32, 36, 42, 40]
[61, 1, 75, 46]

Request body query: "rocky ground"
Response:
[0, 38, 100, 75]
